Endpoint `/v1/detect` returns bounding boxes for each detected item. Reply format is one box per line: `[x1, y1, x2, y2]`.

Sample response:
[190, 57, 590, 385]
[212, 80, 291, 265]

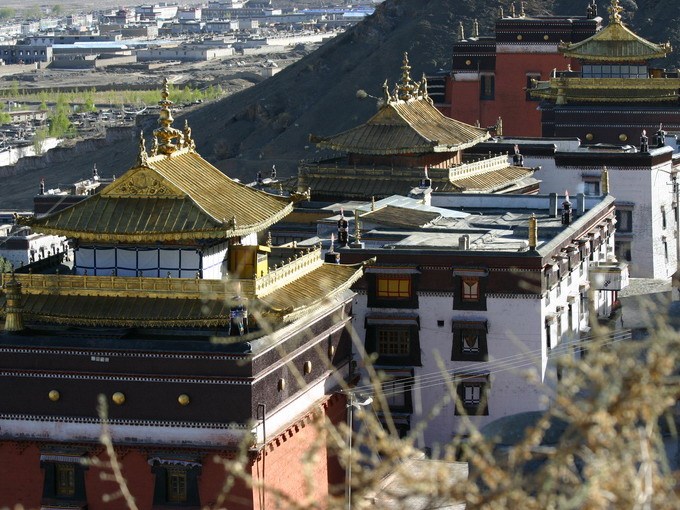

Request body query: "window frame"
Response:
[455, 375, 490, 415]
[365, 320, 422, 367]
[453, 273, 487, 311]
[376, 274, 412, 299]
[480, 73, 495, 100]
[151, 463, 202, 506]
[367, 272, 419, 309]
[451, 321, 488, 362]
[615, 208, 633, 233]
[55, 463, 76, 497]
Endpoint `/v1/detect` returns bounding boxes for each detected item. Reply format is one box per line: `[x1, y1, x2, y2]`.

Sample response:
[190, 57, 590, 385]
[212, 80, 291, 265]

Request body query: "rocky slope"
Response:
[2, 0, 678, 209]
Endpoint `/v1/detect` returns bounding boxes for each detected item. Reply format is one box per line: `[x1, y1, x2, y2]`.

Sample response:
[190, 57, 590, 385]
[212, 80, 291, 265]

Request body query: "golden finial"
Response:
[371, 196, 376, 211]
[354, 209, 362, 243]
[183, 119, 195, 150]
[528, 213, 538, 250]
[472, 19, 479, 38]
[458, 21, 465, 41]
[420, 73, 432, 104]
[499, 6, 504, 18]
[397, 52, 417, 101]
[152, 77, 185, 156]
[601, 166, 610, 195]
[382, 79, 391, 105]
[511, 2, 516, 17]
[609, 0, 623, 24]
[496, 116, 503, 136]
[520, 1, 526, 17]
[137, 130, 148, 166]
[3, 271, 24, 332]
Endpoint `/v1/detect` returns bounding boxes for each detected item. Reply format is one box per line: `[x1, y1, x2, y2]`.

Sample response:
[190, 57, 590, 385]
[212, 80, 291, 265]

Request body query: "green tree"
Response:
[0, 256, 12, 273]
[51, 5, 63, 16]
[48, 96, 75, 138]
[33, 127, 49, 156]
[0, 111, 11, 125]
[0, 7, 15, 19]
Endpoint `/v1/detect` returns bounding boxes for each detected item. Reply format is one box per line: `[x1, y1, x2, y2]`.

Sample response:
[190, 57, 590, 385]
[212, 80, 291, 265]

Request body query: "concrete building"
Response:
[336, 191, 625, 448]
[0, 41, 52, 65]
[137, 44, 234, 62]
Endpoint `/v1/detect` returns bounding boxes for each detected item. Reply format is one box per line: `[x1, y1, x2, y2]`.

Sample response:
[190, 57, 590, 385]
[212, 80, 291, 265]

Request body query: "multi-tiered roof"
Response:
[531, 0, 677, 105]
[4, 80, 364, 330]
[300, 53, 536, 200]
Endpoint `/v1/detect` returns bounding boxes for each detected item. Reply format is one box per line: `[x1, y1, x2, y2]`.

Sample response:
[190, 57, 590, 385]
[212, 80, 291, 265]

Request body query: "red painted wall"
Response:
[0, 398, 346, 509]
[445, 52, 581, 137]
[0, 443, 43, 509]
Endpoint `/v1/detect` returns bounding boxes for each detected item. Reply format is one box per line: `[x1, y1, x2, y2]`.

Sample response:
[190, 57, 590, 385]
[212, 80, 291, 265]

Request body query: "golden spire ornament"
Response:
[609, 0, 623, 24]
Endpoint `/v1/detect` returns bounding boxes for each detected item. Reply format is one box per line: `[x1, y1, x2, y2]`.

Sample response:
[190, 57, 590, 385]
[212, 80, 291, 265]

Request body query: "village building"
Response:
[333, 189, 626, 449]
[0, 80, 365, 509]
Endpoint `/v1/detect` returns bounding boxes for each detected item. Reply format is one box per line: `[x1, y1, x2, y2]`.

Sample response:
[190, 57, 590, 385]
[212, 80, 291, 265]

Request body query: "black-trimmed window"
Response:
[376, 275, 411, 299]
[365, 321, 422, 366]
[55, 463, 75, 497]
[381, 374, 414, 414]
[480, 74, 495, 100]
[452, 321, 488, 362]
[152, 464, 201, 507]
[615, 208, 633, 232]
[367, 273, 419, 309]
[455, 375, 489, 415]
[377, 328, 410, 356]
[167, 468, 188, 503]
[583, 180, 600, 196]
[41, 460, 87, 504]
[615, 241, 632, 262]
[453, 274, 487, 311]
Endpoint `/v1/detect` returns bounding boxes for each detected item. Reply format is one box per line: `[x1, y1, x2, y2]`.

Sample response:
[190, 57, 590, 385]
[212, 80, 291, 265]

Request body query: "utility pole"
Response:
[673, 172, 680, 273]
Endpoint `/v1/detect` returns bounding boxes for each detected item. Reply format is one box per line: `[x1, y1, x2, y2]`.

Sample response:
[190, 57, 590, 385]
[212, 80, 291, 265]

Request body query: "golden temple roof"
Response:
[311, 53, 489, 155]
[559, 0, 670, 62]
[24, 82, 293, 242]
[0, 261, 364, 328]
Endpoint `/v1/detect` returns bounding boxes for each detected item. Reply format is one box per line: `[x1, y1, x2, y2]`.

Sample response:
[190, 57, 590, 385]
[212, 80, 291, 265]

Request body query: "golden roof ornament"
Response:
[458, 21, 465, 41]
[397, 52, 417, 101]
[183, 120, 196, 151]
[511, 2, 516, 18]
[472, 19, 479, 38]
[601, 166, 610, 195]
[520, 1, 526, 18]
[137, 130, 149, 166]
[528, 213, 538, 250]
[153, 77, 185, 156]
[609, 0, 623, 24]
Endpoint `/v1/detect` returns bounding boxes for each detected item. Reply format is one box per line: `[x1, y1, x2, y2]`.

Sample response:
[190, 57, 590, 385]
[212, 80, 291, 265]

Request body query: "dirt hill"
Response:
[2, 0, 679, 209]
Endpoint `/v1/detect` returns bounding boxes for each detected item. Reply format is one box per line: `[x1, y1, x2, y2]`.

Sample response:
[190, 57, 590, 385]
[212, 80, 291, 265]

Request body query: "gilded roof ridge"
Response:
[558, 0, 671, 60]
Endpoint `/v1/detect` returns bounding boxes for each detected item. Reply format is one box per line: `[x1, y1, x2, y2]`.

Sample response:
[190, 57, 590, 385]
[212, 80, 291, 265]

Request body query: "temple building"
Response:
[471, 134, 680, 280]
[327, 190, 625, 448]
[297, 53, 540, 203]
[530, 0, 680, 144]
[434, 1, 601, 137]
[0, 80, 365, 509]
